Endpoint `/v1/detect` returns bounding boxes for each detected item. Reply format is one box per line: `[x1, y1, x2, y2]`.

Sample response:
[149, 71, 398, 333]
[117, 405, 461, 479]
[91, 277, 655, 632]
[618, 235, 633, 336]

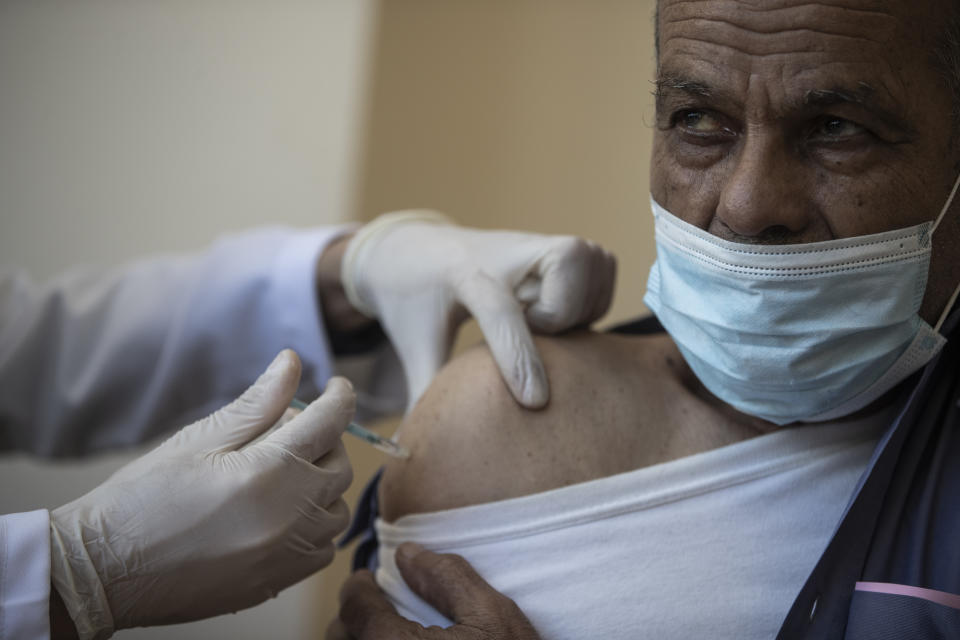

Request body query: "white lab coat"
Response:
[0, 225, 373, 639]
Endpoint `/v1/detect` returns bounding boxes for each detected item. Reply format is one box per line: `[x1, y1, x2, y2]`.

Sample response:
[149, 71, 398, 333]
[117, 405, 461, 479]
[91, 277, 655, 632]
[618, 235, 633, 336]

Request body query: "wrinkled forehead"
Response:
[656, 0, 944, 114]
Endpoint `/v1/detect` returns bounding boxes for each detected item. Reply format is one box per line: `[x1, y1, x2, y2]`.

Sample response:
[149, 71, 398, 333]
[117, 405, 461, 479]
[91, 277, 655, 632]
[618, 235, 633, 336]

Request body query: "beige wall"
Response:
[318, 0, 660, 630]
[0, 0, 373, 279]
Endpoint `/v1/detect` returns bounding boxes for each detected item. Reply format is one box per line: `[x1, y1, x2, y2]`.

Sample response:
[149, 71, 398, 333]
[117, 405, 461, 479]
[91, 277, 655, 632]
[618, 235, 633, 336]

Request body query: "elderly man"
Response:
[332, 0, 960, 638]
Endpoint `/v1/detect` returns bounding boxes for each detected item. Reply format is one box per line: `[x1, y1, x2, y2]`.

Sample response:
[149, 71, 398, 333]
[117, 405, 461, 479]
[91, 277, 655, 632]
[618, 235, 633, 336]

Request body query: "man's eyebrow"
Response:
[801, 84, 914, 135]
[653, 73, 733, 117]
[801, 84, 876, 110]
[654, 73, 713, 99]
[653, 72, 751, 116]
[655, 74, 915, 136]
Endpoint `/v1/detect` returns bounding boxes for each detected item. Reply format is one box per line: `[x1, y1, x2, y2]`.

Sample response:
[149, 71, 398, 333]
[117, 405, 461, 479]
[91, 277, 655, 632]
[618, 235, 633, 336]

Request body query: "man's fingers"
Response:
[338, 570, 438, 639]
[524, 236, 595, 333]
[172, 350, 302, 453]
[391, 319, 450, 412]
[395, 543, 514, 627]
[325, 617, 352, 640]
[339, 570, 397, 621]
[457, 271, 548, 408]
[260, 376, 355, 462]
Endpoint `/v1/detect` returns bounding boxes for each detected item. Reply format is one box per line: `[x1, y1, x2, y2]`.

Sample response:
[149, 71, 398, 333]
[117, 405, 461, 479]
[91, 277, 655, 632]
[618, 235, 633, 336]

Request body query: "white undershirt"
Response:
[375, 412, 890, 639]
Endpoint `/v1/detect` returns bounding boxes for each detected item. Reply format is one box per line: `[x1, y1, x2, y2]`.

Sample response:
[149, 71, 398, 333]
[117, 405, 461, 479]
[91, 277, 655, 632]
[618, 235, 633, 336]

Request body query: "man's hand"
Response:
[49, 351, 354, 639]
[341, 211, 617, 410]
[327, 542, 542, 640]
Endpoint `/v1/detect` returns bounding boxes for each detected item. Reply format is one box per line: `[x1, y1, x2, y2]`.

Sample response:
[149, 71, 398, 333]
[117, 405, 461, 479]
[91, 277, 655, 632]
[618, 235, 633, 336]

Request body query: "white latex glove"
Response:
[341, 211, 617, 409]
[49, 350, 354, 640]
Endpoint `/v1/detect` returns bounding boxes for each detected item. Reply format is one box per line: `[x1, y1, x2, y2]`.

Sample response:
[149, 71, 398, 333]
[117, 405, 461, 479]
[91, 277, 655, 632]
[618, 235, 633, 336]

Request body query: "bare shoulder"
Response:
[379, 330, 682, 521]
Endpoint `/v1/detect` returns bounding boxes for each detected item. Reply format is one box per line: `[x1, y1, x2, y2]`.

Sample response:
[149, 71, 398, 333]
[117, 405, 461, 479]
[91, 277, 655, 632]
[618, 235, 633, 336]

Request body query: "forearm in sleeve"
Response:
[0, 227, 347, 457]
[0, 510, 51, 640]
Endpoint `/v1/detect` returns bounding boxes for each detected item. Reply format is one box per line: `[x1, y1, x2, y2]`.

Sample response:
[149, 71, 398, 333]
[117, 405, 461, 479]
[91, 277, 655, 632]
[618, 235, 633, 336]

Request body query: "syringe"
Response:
[289, 398, 410, 459]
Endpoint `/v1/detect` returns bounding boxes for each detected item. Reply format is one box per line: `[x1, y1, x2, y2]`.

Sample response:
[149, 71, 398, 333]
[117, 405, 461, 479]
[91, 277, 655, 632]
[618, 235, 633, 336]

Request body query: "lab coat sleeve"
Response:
[0, 226, 354, 457]
[0, 510, 50, 640]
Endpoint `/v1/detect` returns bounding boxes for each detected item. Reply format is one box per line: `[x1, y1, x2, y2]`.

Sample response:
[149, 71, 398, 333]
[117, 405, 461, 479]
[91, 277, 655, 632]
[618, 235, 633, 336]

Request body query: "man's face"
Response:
[651, 0, 960, 322]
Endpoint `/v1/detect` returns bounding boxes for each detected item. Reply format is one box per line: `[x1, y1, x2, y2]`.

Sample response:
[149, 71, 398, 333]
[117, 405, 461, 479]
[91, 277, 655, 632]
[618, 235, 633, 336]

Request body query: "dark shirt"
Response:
[777, 304, 960, 638]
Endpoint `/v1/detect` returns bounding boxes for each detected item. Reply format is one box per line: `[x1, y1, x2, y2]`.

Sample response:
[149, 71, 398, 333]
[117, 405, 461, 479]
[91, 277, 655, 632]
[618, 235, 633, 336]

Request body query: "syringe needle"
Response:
[289, 398, 410, 459]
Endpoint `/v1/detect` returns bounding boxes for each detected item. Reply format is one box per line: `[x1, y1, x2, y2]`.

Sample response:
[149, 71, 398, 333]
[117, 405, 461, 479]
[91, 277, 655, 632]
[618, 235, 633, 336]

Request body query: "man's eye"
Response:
[678, 110, 723, 133]
[813, 117, 866, 139]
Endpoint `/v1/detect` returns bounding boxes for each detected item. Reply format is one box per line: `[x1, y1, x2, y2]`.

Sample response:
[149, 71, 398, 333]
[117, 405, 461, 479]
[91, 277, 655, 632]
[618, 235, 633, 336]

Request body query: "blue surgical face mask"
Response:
[643, 178, 960, 425]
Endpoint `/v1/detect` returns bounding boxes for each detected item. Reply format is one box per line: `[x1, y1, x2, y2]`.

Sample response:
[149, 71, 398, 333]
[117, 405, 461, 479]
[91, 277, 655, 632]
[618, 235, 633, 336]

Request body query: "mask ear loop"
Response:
[936, 284, 960, 332]
[932, 173, 960, 332]
[930, 173, 960, 237]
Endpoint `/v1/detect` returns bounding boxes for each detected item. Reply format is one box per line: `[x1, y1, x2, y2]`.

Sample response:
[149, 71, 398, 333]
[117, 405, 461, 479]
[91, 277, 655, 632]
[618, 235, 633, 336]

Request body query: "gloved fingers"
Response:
[524, 236, 601, 333]
[308, 497, 351, 546]
[259, 376, 356, 462]
[172, 350, 302, 453]
[392, 318, 452, 412]
[575, 246, 603, 326]
[242, 406, 300, 449]
[254, 501, 349, 600]
[456, 270, 548, 408]
[285, 534, 338, 569]
[287, 497, 349, 567]
[584, 246, 618, 326]
[266, 439, 353, 509]
[309, 442, 354, 504]
[310, 541, 338, 572]
[325, 496, 351, 532]
[600, 249, 618, 317]
[514, 275, 542, 306]
[249, 539, 339, 609]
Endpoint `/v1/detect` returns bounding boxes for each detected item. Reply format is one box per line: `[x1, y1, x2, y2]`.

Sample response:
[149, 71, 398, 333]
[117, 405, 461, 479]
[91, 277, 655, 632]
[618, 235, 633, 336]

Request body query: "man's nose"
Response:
[715, 132, 813, 241]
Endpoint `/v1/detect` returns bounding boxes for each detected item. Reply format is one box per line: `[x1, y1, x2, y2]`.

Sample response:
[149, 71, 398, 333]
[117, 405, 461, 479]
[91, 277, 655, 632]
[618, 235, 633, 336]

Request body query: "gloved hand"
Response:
[341, 211, 617, 409]
[327, 542, 542, 640]
[49, 350, 354, 640]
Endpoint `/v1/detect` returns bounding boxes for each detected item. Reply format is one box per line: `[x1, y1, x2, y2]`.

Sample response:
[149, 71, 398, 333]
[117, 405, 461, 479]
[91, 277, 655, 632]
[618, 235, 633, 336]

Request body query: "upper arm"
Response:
[379, 342, 529, 521]
[378, 332, 648, 521]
